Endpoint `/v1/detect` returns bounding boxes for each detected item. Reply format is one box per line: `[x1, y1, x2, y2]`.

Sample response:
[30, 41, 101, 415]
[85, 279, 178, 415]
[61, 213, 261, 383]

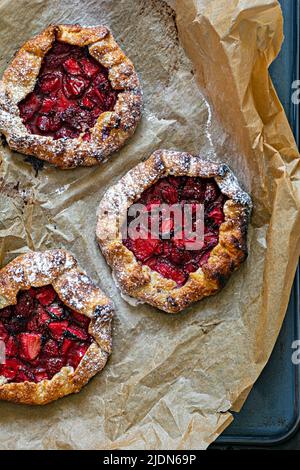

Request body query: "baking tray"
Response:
[216, 0, 300, 446]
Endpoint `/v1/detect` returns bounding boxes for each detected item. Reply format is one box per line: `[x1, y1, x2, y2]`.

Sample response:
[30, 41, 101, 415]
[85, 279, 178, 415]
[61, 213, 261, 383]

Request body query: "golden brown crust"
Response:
[0, 249, 113, 405]
[0, 24, 142, 169]
[96, 149, 252, 313]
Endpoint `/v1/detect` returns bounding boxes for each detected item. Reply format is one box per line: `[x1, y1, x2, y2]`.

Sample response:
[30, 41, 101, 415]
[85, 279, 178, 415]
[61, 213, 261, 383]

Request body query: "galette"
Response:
[96, 149, 252, 313]
[0, 249, 113, 404]
[0, 24, 142, 169]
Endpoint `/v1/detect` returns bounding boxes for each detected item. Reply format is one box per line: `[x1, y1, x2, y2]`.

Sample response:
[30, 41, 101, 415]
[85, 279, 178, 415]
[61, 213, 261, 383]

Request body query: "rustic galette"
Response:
[0, 24, 142, 168]
[0, 249, 113, 404]
[96, 149, 252, 313]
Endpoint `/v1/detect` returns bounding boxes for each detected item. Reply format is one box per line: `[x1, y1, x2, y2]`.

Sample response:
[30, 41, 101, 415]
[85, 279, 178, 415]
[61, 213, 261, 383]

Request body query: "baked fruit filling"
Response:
[123, 176, 227, 286]
[18, 41, 118, 140]
[0, 285, 92, 383]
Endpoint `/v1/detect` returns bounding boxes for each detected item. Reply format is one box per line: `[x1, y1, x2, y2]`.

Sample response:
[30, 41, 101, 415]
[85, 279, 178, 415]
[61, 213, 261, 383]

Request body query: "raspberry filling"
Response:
[123, 176, 227, 286]
[18, 41, 118, 140]
[0, 286, 92, 383]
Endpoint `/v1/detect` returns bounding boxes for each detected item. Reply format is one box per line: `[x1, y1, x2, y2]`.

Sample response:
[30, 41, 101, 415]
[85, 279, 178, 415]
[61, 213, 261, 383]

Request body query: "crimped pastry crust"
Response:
[96, 149, 252, 313]
[0, 249, 113, 405]
[0, 24, 142, 169]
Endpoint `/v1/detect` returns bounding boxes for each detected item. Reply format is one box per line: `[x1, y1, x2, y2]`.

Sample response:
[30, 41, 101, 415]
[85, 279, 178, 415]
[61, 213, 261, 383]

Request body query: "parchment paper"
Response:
[0, 0, 299, 450]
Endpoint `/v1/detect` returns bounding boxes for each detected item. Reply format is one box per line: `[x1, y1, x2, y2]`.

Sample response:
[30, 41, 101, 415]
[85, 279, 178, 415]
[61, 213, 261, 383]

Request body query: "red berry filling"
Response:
[0, 286, 92, 383]
[123, 176, 227, 286]
[18, 41, 118, 140]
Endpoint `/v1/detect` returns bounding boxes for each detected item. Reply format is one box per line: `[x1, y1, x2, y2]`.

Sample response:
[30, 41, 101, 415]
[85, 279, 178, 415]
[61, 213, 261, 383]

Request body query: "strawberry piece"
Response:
[184, 260, 199, 273]
[19, 93, 41, 121]
[90, 106, 103, 120]
[61, 106, 90, 130]
[87, 86, 106, 107]
[63, 57, 82, 75]
[19, 333, 42, 361]
[48, 321, 68, 340]
[166, 176, 182, 188]
[28, 288, 37, 298]
[128, 237, 162, 262]
[15, 291, 34, 317]
[39, 73, 61, 94]
[49, 115, 62, 132]
[5, 336, 18, 357]
[0, 321, 8, 342]
[47, 304, 64, 319]
[105, 92, 117, 110]
[0, 366, 16, 380]
[80, 96, 95, 109]
[67, 343, 88, 369]
[27, 306, 50, 332]
[72, 311, 90, 328]
[0, 359, 21, 380]
[197, 251, 211, 267]
[146, 258, 188, 286]
[81, 57, 101, 78]
[82, 131, 91, 141]
[15, 369, 32, 383]
[204, 181, 219, 203]
[173, 238, 186, 250]
[36, 115, 52, 132]
[36, 286, 56, 306]
[161, 186, 178, 204]
[55, 91, 73, 113]
[207, 206, 224, 226]
[5, 318, 25, 335]
[61, 338, 73, 356]
[168, 245, 185, 265]
[182, 178, 204, 200]
[40, 97, 56, 115]
[33, 367, 48, 382]
[65, 325, 88, 341]
[43, 339, 59, 358]
[63, 75, 87, 98]
[0, 306, 12, 318]
[46, 357, 65, 377]
[155, 179, 178, 202]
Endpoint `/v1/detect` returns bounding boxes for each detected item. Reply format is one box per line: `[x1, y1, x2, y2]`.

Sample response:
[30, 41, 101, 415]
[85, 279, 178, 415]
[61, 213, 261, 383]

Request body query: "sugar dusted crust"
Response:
[0, 24, 142, 169]
[0, 249, 113, 404]
[96, 149, 252, 313]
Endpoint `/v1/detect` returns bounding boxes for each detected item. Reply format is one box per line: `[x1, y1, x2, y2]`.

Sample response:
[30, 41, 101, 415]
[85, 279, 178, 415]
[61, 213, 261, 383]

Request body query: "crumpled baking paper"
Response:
[0, 0, 299, 450]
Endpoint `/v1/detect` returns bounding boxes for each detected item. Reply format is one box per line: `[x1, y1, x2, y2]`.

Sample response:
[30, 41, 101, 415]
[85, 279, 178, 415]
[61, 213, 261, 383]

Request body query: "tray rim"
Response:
[216, 269, 300, 446]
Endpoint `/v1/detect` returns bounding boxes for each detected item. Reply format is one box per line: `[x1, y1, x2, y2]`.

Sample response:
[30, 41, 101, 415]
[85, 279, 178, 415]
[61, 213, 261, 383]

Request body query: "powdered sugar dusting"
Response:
[57, 271, 97, 313]
[7, 265, 25, 284]
[26, 250, 68, 284]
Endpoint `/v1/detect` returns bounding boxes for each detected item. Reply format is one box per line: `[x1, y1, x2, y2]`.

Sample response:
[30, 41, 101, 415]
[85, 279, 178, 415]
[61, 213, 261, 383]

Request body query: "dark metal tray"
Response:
[217, 0, 300, 446]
